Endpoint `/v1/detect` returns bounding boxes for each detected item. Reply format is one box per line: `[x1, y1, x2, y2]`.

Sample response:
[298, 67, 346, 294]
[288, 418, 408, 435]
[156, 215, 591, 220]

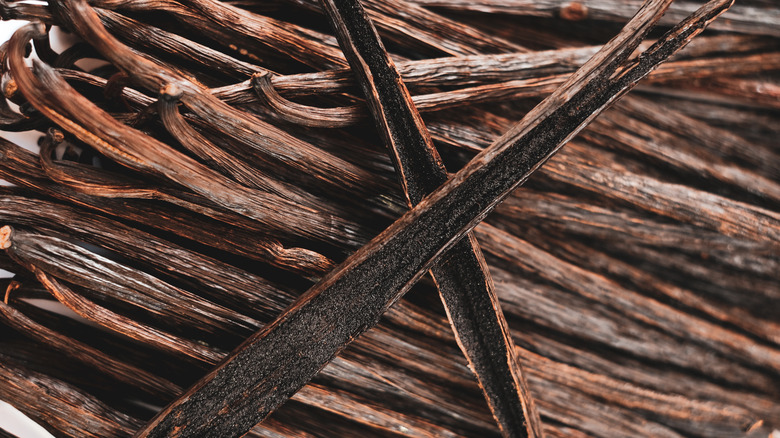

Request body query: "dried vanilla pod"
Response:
[0, 0, 777, 436]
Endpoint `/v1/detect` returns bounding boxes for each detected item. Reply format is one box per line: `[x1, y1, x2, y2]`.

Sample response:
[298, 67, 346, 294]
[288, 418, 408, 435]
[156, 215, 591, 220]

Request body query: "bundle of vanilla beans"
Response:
[0, 0, 777, 436]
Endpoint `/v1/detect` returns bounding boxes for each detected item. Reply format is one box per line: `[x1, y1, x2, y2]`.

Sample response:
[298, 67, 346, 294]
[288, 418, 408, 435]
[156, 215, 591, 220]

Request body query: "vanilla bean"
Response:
[585, 106, 780, 203]
[517, 346, 765, 437]
[35, 127, 355, 248]
[28, 264, 226, 364]
[0, 192, 302, 320]
[409, 0, 780, 37]
[157, 85, 356, 215]
[494, 188, 779, 280]
[1, 228, 260, 338]
[539, 143, 780, 243]
[0, 1, 54, 24]
[96, 7, 267, 79]
[136, 1, 734, 435]
[87, 0, 347, 69]
[682, 77, 780, 110]
[0, 299, 183, 398]
[221, 49, 780, 122]
[250, 72, 360, 128]
[50, 0, 386, 198]
[473, 224, 780, 377]
[0, 140, 336, 275]
[0, 358, 143, 438]
[616, 95, 779, 176]
[8, 26, 369, 247]
[320, 0, 540, 436]
[281, 0, 526, 56]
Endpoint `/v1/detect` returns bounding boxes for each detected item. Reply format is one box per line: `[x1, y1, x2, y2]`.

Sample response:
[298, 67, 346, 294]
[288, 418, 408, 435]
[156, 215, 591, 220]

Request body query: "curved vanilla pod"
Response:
[0, 140, 336, 276]
[35, 127, 343, 240]
[158, 84, 349, 212]
[319, 0, 541, 435]
[135, 1, 736, 436]
[250, 72, 361, 128]
[50, 0, 380, 197]
[7, 25, 368, 247]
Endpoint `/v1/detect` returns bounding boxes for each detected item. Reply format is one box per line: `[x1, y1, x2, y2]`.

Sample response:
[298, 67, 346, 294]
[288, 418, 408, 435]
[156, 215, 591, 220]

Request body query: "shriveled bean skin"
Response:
[0, 0, 777, 436]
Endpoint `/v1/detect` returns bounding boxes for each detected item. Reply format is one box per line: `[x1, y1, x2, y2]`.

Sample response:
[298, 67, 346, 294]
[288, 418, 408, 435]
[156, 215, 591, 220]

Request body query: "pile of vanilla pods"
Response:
[0, 0, 778, 436]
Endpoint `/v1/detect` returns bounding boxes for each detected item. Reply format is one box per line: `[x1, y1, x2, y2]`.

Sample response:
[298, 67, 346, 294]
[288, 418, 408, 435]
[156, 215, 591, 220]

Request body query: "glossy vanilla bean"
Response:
[319, 0, 541, 435]
[8, 25, 370, 247]
[135, 1, 735, 436]
[0, 139, 337, 275]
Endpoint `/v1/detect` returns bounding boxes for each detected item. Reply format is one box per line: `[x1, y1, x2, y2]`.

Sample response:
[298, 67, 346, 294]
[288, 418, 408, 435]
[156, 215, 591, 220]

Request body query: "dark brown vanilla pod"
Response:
[424, 106, 780, 244]
[51, 0, 384, 198]
[514, 334, 779, 428]
[215, 48, 780, 125]
[587, 106, 780, 204]
[0, 299, 183, 398]
[8, 27, 369, 248]
[35, 126, 358, 250]
[473, 224, 780, 377]
[281, 0, 527, 56]
[196, 32, 780, 100]
[136, 1, 737, 435]
[616, 95, 779, 178]
[0, 192, 309, 321]
[683, 77, 780, 110]
[1, 228, 261, 338]
[55, 68, 156, 109]
[0, 358, 143, 438]
[213, 46, 600, 103]
[180, 0, 348, 69]
[8, 261, 226, 364]
[511, 343, 768, 437]
[0, 141, 335, 276]
[95, 8, 268, 79]
[493, 188, 780, 280]
[87, 0, 347, 69]
[319, 0, 540, 436]
[37, 128, 176, 200]
[250, 72, 361, 128]
[407, 0, 780, 37]
[539, 143, 780, 243]
[157, 84, 352, 211]
[0, 1, 53, 24]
